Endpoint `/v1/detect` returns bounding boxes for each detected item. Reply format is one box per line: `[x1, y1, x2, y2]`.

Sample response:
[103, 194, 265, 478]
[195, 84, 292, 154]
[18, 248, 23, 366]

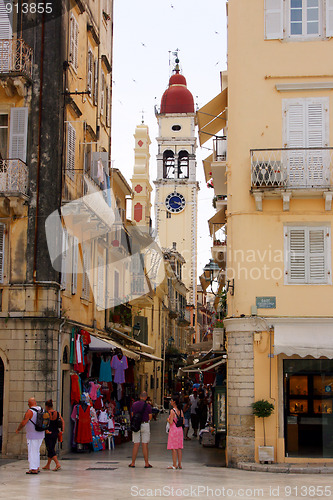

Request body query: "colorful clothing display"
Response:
[71, 374, 81, 405]
[99, 357, 112, 382]
[111, 354, 128, 384]
[75, 404, 93, 444]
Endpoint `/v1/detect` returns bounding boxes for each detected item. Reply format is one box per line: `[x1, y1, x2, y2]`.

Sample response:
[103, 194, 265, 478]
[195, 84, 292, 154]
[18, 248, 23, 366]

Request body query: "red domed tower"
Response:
[154, 56, 198, 310]
[160, 61, 194, 114]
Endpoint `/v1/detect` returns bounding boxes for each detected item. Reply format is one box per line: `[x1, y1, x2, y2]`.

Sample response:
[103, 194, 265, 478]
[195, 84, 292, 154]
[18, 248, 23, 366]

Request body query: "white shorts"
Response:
[132, 422, 150, 444]
[184, 418, 190, 428]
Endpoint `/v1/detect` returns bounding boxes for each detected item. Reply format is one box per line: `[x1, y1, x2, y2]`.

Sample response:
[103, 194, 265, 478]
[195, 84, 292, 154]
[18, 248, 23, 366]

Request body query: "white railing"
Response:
[0, 39, 33, 78]
[0, 159, 29, 195]
[251, 148, 333, 189]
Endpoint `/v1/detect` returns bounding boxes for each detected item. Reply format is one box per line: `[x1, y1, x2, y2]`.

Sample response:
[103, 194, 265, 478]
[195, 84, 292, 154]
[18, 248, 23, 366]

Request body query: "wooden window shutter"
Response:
[307, 98, 328, 185]
[101, 72, 105, 115]
[66, 122, 75, 179]
[265, 0, 284, 39]
[9, 107, 28, 163]
[326, 0, 333, 37]
[97, 255, 104, 308]
[288, 228, 306, 283]
[71, 236, 78, 294]
[106, 85, 110, 126]
[308, 228, 326, 283]
[87, 49, 93, 93]
[70, 15, 78, 71]
[0, 0, 12, 40]
[93, 58, 98, 106]
[61, 228, 68, 290]
[82, 245, 90, 300]
[0, 223, 5, 283]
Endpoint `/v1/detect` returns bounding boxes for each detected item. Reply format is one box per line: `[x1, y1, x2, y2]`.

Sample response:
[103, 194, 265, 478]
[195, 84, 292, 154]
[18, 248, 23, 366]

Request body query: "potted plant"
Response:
[252, 399, 275, 463]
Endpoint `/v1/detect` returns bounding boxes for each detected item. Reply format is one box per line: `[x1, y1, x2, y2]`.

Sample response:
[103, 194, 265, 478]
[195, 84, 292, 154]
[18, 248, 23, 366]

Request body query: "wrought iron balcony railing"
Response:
[0, 39, 33, 79]
[251, 148, 333, 189]
[0, 159, 29, 195]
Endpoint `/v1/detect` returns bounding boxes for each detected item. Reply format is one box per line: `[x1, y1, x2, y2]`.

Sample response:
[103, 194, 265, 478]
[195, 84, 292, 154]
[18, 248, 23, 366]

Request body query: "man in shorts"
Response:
[129, 391, 153, 468]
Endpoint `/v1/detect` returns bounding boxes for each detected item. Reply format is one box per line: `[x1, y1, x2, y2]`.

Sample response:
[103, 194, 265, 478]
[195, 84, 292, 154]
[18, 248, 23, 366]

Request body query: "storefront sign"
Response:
[256, 296, 276, 309]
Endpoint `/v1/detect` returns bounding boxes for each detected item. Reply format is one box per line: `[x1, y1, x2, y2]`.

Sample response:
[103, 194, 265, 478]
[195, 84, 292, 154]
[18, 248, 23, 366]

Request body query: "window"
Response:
[9, 107, 28, 163]
[0, 223, 5, 283]
[177, 150, 189, 179]
[283, 97, 329, 187]
[100, 72, 105, 116]
[71, 236, 78, 294]
[284, 225, 331, 284]
[60, 228, 69, 290]
[70, 15, 79, 71]
[0, 114, 8, 159]
[87, 48, 93, 94]
[97, 255, 104, 308]
[106, 85, 110, 127]
[265, 0, 333, 39]
[81, 244, 91, 300]
[66, 122, 76, 180]
[93, 58, 98, 106]
[163, 150, 175, 179]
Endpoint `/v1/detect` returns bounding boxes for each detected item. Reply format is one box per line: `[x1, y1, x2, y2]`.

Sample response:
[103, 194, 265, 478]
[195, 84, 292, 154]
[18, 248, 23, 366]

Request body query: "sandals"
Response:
[128, 464, 135, 468]
[26, 470, 39, 474]
[53, 466, 61, 471]
[144, 464, 153, 468]
[167, 465, 177, 470]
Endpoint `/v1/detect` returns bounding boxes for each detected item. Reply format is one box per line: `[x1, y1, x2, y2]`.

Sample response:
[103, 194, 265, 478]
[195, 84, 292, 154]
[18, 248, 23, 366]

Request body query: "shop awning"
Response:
[108, 327, 155, 354]
[273, 324, 333, 358]
[181, 355, 225, 372]
[139, 352, 163, 362]
[203, 153, 213, 182]
[208, 208, 226, 237]
[89, 334, 140, 360]
[197, 88, 228, 146]
[211, 164, 227, 196]
[190, 340, 213, 352]
[201, 358, 226, 371]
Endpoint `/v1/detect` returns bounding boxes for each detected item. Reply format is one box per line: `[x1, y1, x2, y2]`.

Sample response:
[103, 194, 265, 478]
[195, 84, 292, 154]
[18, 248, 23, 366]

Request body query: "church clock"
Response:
[165, 192, 186, 213]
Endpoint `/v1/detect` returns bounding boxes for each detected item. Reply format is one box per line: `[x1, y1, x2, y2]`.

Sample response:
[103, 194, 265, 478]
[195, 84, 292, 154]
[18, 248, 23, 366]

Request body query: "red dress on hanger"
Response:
[76, 405, 93, 444]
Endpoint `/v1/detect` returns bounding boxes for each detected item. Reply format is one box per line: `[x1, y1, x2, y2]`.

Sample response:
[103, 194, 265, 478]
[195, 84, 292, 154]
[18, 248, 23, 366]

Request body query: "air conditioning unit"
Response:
[213, 329, 224, 351]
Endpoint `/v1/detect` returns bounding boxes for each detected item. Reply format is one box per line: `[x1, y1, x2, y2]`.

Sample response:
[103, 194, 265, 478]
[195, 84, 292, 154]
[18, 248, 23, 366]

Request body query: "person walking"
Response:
[189, 389, 199, 437]
[183, 395, 191, 440]
[42, 399, 64, 471]
[197, 392, 208, 430]
[166, 395, 184, 470]
[128, 392, 153, 468]
[16, 397, 45, 474]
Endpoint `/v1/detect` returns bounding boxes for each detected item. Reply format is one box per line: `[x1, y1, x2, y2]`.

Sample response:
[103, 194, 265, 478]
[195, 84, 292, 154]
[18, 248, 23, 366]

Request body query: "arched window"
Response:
[177, 150, 189, 178]
[163, 150, 175, 179]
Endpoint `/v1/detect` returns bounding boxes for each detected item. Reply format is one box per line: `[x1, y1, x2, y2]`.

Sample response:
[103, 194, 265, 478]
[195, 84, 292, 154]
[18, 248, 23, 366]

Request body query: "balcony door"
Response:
[283, 97, 329, 187]
[0, 1, 12, 72]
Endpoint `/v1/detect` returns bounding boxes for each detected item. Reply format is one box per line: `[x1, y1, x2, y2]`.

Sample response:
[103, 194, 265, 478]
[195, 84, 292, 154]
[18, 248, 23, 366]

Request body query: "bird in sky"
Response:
[141, 42, 146, 47]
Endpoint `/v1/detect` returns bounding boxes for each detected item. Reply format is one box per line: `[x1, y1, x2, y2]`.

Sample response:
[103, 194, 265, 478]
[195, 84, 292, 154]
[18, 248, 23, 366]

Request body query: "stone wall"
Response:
[227, 331, 255, 465]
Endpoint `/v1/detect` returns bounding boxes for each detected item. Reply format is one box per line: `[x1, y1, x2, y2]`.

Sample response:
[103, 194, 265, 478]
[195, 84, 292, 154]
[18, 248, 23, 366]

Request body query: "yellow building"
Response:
[199, 0, 333, 465]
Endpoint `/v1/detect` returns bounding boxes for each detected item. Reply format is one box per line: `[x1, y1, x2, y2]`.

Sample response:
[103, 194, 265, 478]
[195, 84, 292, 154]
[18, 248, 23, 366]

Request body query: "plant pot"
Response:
[258, 445, 274, 463]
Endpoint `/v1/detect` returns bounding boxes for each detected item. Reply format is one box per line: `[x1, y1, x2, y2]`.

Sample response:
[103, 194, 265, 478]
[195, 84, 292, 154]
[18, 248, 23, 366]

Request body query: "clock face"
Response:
[165, 193, 186, 213]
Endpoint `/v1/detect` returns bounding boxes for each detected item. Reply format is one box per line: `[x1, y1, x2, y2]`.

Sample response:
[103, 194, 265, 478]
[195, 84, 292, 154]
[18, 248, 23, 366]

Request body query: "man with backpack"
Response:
[128, 392, 153, 468]
[16, 397, 48, 474]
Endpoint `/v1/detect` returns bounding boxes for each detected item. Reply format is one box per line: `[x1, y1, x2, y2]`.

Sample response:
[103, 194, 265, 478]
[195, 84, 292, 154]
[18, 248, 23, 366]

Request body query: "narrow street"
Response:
[1, 417, 332, 500]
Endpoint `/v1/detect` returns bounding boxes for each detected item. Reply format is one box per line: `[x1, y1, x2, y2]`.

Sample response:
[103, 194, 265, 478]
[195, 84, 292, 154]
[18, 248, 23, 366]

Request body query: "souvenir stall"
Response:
[69, 328, 140, 452]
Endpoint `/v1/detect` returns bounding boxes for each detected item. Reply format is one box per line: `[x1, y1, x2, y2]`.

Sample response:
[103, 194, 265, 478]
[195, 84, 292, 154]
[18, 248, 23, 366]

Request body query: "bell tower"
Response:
[154, 58, 199, 306]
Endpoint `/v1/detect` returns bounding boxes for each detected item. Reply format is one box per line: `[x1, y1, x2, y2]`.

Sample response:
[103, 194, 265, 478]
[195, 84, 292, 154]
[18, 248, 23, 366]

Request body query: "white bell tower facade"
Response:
[154, 61, 199, 306]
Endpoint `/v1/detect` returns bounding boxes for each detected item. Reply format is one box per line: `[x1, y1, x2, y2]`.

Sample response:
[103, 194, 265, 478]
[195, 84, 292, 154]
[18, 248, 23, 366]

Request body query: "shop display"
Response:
[69, 327, 135, 453]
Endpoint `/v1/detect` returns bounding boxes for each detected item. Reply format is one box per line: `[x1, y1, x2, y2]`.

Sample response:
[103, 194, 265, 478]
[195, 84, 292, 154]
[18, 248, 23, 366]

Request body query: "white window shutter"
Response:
[326, 0, 333, 37]
[0, 223, 5, 283]
[307, 99, 328, 185]
[9, 107, 28, 163]
[61, 229, 68, 290]
[308, 228, 326, 283]
[288, 228, 306, 283]
[93, 58, 98, 106]
[106, 86, 110, 126]
[265, 0, 283, 39]
[71, 236, 78, 294]
[70, 15, 78, 71]
[66, 122, 75, 180]
[101, 72, 105, 115]
[284, 100, 306, 186]
[0, 0, 12, 40]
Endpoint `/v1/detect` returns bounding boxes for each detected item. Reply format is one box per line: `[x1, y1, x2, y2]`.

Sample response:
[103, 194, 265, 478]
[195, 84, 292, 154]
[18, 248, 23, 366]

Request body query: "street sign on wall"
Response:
[256, 296, 276, 309]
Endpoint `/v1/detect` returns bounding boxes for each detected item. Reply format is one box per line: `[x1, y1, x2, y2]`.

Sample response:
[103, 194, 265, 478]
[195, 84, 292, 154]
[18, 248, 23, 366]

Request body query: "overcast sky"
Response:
[111, 0, 227, 278]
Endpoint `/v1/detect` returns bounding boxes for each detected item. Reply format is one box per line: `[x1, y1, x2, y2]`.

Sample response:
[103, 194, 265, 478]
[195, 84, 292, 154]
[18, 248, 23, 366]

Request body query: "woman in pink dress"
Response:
[166, 396, 184, 469]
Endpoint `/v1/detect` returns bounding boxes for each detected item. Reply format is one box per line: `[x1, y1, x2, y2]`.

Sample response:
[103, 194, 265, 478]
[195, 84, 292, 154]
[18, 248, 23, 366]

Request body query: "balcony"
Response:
[0, 39, 33, 93]
[251, 148, 333, 210]
[213, 136, 227, 162]
[0, 159, 29, 215]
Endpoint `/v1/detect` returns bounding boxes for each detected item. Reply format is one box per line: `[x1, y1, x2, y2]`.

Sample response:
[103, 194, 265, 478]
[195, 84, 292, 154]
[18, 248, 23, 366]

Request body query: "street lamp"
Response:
[133, 322, 141, 337]
[203, 259, 220, 295]
[167, 336, 175, 347]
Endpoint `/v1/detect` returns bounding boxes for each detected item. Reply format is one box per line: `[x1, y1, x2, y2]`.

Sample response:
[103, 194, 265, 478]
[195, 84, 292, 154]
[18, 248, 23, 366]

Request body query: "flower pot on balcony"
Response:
[258, 445, 274, 463]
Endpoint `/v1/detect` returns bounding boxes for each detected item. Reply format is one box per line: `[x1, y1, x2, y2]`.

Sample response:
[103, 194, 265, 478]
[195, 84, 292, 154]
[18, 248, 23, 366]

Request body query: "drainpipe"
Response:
[57, 315, 66, 413]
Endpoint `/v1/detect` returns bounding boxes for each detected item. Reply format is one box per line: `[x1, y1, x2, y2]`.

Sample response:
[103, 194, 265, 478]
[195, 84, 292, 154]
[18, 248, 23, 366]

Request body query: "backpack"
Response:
[30, 407, 50, 432]
[130, 402, 147, 433]
[174, 409, 184, 428]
